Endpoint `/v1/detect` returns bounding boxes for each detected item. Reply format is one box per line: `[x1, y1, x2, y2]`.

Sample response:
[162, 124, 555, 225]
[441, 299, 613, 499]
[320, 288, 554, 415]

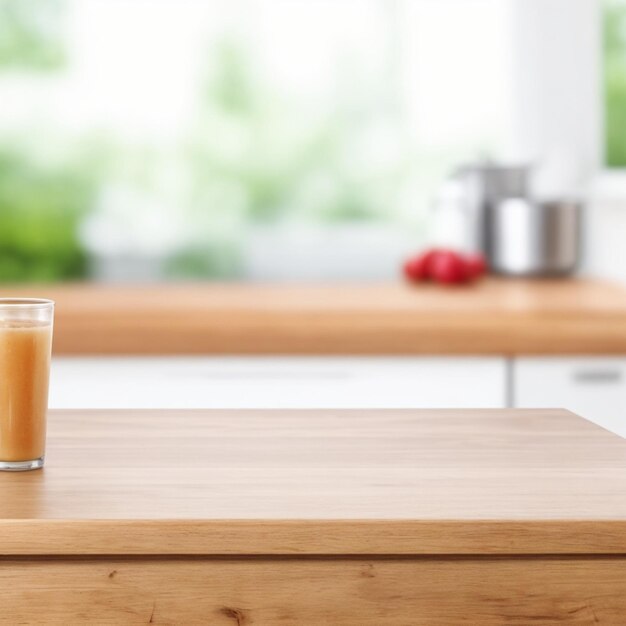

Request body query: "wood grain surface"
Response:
[1, 556, 626, 625]
[1, 279, 625, 355]
[2, 409, 626, 555]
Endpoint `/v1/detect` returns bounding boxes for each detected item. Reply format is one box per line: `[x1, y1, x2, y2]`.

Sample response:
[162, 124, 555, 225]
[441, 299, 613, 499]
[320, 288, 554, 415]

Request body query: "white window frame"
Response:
[508, 0, 626, 280]
[511, 0, 626, 193]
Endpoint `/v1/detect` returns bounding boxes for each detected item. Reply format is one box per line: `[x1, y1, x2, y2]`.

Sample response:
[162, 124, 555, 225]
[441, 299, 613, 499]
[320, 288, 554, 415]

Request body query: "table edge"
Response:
[2, 519, 626, 556]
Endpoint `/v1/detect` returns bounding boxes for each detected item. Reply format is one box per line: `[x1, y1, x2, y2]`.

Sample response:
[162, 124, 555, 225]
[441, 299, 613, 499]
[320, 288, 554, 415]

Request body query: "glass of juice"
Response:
[0, 299, 54, 471]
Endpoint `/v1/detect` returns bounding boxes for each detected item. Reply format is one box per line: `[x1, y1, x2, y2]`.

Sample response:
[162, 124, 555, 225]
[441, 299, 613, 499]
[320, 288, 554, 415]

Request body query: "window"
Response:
[605, 0, 626, 167]
[0, 0, 517, 280]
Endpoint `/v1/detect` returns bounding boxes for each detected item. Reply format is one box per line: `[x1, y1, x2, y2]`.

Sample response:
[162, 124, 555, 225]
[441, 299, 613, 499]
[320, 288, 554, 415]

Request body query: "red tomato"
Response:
[430, 250, 469, 284]
[403, 256, 428, 282]
[465, 253, 487, 279]
[419, 249, 442, 277]
[403, 248, 447, 282]
[402, 250, 431, 281]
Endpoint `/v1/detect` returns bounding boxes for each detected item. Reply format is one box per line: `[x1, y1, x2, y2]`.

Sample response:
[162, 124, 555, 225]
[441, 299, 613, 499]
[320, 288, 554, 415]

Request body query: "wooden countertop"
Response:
[2, 278, 626, 355]
[6, 408, 626, 623]
[2, 408, 626, 556]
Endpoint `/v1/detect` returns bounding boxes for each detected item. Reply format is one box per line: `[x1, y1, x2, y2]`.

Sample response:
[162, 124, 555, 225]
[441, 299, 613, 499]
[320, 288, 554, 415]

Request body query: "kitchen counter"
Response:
[2, 408, 626, 623]
[2, 278, 626, 355]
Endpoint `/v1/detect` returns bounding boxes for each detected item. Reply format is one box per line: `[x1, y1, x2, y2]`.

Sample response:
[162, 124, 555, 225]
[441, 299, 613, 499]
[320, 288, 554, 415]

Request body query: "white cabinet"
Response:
[48, 356, 626, 433]
[49, 357, 507, 410]
[513, 357, 626, 437]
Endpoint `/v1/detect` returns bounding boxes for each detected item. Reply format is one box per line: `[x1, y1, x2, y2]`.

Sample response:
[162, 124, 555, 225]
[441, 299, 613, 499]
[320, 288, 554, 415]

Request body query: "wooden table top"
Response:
[1, 408, 626, 556]
[1, 279, 626, 355]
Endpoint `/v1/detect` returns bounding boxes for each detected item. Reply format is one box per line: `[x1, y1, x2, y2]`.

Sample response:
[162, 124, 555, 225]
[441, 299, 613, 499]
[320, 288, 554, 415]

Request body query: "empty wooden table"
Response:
[1, 408, 626, 624]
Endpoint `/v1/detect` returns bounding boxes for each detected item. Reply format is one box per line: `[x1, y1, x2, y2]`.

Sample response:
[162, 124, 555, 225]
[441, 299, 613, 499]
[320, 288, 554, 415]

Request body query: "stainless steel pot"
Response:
[452, 163, 530, 253]
[488, 198, 581, 276]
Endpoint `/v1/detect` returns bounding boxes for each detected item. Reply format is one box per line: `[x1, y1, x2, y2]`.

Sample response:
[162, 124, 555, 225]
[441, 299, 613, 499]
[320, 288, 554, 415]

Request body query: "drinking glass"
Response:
[0, 299, 54, 471]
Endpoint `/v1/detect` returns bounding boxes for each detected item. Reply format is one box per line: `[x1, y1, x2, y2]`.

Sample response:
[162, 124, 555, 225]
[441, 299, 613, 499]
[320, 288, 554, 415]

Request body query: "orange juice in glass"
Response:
[0, 299, 54, 471]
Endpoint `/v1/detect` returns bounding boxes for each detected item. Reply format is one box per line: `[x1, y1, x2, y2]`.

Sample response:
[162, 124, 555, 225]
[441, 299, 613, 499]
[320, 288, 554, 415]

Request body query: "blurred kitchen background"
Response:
[1, 0, 623, 283]
[6, 0, 626, 436]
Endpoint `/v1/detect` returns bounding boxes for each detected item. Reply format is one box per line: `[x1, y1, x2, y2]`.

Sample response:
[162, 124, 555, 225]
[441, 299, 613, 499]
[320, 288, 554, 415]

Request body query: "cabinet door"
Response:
[50, 357, 507, 409]
[513, 357, 626, 437]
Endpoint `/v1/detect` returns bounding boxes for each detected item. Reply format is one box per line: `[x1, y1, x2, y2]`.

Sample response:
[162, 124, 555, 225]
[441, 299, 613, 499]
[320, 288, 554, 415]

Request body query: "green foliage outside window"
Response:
[187, 39, 404, 225]
[0, 148, 93, 281]
[605, 0, 626, 167]
[0, 0, 65, 70]
[0, 0, 89, 282]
